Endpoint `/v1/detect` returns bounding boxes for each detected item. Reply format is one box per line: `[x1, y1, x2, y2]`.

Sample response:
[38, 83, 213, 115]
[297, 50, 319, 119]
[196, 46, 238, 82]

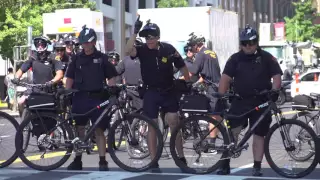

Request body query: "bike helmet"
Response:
[33, 36, 51, 53]
[240, 24, 259, 42]
[108, 51, 120, 61]
[54, 38, 66, 49]
[63, 34, 75, 45]
[78, 25, 97, 44]
[139, 20, 160, 37]
[187, 32, 205, 46]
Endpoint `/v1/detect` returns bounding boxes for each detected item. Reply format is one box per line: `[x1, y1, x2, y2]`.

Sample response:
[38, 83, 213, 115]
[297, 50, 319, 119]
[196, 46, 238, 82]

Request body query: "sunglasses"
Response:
[241, 40, 257, 47]
[35, 42, 47, 48]
[145, 36, 157, 40]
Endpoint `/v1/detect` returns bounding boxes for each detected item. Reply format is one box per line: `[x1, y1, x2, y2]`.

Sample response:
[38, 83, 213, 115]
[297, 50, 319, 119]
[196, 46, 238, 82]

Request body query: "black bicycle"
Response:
[15, 83, 163, 172]
[170, 89, 319, 178]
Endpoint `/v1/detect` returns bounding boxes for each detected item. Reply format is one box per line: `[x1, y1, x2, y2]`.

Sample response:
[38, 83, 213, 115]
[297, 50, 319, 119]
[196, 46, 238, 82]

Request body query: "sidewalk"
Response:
[0, 102, 19, 117]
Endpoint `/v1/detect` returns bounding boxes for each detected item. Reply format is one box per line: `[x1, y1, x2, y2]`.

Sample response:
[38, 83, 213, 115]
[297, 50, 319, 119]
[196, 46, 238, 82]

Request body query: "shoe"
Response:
[99, 161, 109, 171]
[252, 167, 262, 176]
[150, 162, 161, 173]
[67, 160, 82, 170]
[216, 166, 230, 175]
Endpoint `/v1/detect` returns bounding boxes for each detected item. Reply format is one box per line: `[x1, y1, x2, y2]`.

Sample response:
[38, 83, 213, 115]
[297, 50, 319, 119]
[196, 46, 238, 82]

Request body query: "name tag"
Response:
[93, 58, 101, 63]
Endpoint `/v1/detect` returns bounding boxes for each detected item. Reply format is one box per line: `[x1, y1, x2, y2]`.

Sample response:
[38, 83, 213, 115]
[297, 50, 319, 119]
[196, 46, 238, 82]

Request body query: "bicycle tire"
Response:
[0, 111, 19, 168]
[290, 112, 316, 162]
[170, 115, 230, 174]
[15, 112, 74, 171]
[108, 113, 163, 172]
[264, 119, 320, 178]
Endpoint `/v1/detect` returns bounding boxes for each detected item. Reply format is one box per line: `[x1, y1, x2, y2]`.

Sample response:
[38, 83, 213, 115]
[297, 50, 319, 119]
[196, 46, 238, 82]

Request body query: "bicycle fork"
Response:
[275, 115, 295, 151]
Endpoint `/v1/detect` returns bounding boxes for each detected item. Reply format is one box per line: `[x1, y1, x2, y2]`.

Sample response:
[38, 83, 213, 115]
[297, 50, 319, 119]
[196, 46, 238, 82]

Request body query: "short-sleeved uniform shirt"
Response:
[131, 42, 185, 88]
[116, 56, 142, 85]
[189, 47, 221, 84]
[184, 57, 199, 83]
[223, 49, 283, 97]
[65, 49, 118, 92]
[21, 52, 63, 84]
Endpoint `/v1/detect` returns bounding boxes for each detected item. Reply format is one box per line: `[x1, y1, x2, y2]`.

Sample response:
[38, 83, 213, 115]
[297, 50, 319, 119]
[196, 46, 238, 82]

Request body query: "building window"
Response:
[103, 0, 112, 6]
[125, 0, 129, 12]
[139, 0, 146, 9]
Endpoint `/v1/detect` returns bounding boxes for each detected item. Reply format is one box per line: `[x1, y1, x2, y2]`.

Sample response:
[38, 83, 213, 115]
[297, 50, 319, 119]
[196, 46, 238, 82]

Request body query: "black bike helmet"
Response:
[108, 51, 120, 61]
[78, 25, 97, 44]
[135, 37, 143, 46]
[63, 34, 74, 45]
[187, 32, 205, 46]
[33, 36, 51, 53]
[139, 20, 160, 37]
[240, 24, 259, 42]
[54, 38, 66, 49]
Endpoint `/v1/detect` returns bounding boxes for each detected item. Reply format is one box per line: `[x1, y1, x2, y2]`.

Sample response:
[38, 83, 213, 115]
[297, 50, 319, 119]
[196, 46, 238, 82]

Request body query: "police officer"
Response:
[54, 38, 69, 73]
[187, 32, 222, 152]
[108, 50, 122, 84]
[126, 16, 190, 171]
[182, 44, 199, 83]
[65, 26, 118, 171]
[116, 38, 142, 85]
[217, 25, 282, 176]
[14, 36, 64, 86]
[64, 35, 76, 57]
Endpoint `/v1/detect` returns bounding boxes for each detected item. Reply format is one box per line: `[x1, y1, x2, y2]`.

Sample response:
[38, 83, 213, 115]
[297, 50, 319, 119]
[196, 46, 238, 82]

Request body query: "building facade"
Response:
[92, 0, 296, 54]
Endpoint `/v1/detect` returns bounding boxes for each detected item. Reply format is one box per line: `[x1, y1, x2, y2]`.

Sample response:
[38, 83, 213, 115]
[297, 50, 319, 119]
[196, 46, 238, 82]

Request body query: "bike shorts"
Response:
[227, 98, 272, 137]
[72, 92, 110, 130]
[143, 89, 179, 119]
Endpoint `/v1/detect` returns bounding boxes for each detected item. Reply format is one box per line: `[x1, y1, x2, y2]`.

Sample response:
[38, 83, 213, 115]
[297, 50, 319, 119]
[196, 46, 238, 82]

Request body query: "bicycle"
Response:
[170, 89, 320, 178]
[15, 83, 164, 172]
[0, 111, 19, 168]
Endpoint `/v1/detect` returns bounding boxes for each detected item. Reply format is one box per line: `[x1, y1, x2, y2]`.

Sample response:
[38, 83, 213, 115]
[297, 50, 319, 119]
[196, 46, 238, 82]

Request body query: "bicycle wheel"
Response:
[0, 111, 19, 168]
[15, 112, 74, 171]
[108, 113, 163, 172]
[170, 115, 230, 174]
[289, 112, 316, 162]
[264, 119, 319, 178]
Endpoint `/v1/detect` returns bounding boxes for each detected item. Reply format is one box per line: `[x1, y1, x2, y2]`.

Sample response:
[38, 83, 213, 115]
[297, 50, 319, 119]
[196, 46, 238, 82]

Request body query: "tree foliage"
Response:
[0, 0, 96, 60]
[157, 0, 188, 8]
[284, 0, 320, 42]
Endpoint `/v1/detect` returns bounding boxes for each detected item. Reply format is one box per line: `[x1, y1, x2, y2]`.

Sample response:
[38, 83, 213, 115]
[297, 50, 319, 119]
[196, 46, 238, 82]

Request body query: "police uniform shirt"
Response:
[131, 42, 185, 88]
[53, 53, 70, 73]
[116, 56, 142, 85]
[65, 49, 118, 91]
[223, 49, 283, 97]
[21, 53, 63, 84]
[189, 47, 221, 83]
[184, 57, 199, 83]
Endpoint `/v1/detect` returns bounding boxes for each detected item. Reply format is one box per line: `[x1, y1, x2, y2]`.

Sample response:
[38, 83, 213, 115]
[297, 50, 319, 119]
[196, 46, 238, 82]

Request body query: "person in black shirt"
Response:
[108, 50, 123, 84]
[125, 16, 190, 172]
[65, 26, 117, 171]
[53, 38, 69, 73]
[217, 25, 282, 176]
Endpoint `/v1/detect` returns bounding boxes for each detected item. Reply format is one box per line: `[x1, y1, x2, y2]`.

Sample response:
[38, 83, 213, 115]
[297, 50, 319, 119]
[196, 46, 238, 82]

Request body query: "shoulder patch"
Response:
[55, 55, 61, 61]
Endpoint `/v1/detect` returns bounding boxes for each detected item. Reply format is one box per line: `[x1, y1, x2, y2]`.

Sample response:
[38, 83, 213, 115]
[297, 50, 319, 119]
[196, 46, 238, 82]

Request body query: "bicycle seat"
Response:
[310, 92, 320, 98]
[57, 89, 79, 96]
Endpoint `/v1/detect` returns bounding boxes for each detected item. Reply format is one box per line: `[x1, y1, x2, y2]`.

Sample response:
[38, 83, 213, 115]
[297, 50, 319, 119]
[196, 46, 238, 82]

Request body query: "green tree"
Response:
[157, 0, 188, 8]
[0, 0, 96, 60]
[284, 0, 320, 42]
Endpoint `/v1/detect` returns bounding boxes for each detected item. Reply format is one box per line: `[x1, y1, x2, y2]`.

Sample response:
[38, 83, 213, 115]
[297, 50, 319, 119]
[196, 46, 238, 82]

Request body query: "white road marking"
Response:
[60, 171, 144, 180]
[230, 163, 254, 174]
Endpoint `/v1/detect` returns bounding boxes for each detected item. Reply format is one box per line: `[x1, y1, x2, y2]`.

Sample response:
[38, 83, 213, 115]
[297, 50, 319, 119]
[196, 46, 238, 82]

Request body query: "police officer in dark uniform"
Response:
[14, 36, 64, 86]
[64, 35, 76, 58]
[54, 38, 69, 73]
[107, 50, 122, 84]
[217, 25, 282, 176]
[116, 38, 142, 85]
[187, 32, 222, 152]
[126, 16, 191, 171]
[65, 26, 118, 171]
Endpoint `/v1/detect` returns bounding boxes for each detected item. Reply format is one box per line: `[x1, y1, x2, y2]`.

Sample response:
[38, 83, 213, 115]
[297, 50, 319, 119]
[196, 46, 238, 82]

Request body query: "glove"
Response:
[134, 15, 143, 34]
[108, 86, 120, 96]
[11, 78, 20, 85]
[45, 81, 54, 88]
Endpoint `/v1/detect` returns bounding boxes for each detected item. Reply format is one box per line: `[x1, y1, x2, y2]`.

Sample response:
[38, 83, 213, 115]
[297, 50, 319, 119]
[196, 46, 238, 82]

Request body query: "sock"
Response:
[99, 156, 106, 163]
[74, 155, 82, 162]
[253, 161, 261, 169]
[209, 137, 216, 144]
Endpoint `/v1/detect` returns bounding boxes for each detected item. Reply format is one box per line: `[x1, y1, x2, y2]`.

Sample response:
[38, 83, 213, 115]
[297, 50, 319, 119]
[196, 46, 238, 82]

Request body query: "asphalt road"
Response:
[1, 103, 320, 180]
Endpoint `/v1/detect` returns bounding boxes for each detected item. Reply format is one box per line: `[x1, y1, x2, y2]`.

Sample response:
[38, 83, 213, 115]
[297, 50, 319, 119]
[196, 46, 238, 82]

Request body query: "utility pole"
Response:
[120, 0, 126, 58]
